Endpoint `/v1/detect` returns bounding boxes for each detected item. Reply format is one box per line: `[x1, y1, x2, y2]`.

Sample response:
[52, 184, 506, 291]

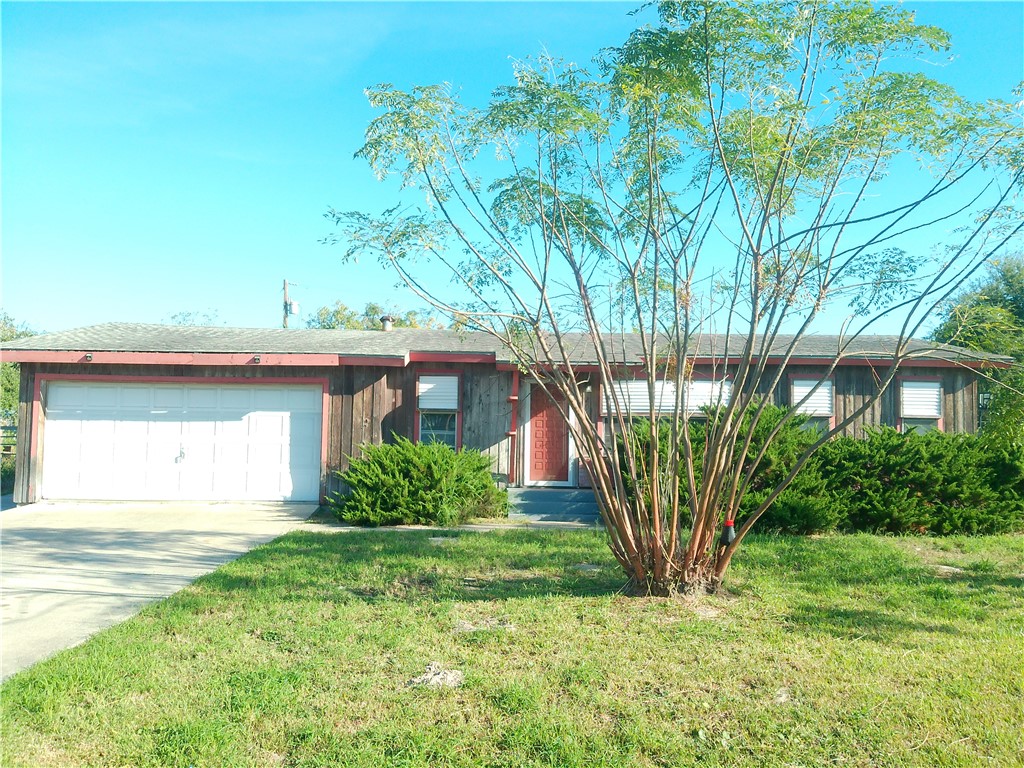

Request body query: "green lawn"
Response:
[3, 528, 1022, 767]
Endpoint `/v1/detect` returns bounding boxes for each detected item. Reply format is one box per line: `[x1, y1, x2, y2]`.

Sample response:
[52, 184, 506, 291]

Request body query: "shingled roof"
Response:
[1, 322, 1010, 366]
[1, 323, 501, 357]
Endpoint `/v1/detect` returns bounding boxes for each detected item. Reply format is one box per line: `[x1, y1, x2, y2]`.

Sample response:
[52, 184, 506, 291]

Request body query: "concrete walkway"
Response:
[0, 492, 599, 680]
[1, 501, 316, 681]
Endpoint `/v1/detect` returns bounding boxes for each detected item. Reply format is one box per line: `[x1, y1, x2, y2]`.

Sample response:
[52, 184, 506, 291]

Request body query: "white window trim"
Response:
[792, 378, 834, 417]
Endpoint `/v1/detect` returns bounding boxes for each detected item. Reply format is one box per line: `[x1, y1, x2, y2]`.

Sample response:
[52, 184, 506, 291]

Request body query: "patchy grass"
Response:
[2, 530, 1022, 767]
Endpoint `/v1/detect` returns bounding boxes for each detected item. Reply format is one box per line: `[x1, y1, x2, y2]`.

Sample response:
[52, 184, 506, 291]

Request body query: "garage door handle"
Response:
[175, 447, 185, 463]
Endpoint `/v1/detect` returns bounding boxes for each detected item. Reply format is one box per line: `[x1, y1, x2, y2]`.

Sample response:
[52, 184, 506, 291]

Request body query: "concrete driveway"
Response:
[1, 500, 317, 681]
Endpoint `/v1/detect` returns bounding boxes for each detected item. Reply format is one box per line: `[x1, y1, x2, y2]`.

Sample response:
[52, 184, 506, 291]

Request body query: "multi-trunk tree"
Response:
[326, 1, 1023, 594]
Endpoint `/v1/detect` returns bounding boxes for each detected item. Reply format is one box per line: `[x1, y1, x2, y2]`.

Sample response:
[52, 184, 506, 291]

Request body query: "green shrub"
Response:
[329, 438, 508, 526]
[615, 409, 1024, 537]
[754, 489, 842, 535]
[0, 454, 14, 495]
[816, 428, 1024, 535]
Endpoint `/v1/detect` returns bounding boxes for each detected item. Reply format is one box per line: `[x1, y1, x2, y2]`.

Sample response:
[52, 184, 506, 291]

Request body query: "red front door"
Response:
[530, 388, 569, 483]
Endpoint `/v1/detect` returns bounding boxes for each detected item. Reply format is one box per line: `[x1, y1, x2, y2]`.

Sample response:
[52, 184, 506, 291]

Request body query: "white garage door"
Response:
[41, 381, 323, 501]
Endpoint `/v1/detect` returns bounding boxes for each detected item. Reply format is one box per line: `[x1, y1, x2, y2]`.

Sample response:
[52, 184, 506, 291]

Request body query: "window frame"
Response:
[414, 372, 463, 450]
[789, 374, 836, 431]
[897, 376, 944, 433]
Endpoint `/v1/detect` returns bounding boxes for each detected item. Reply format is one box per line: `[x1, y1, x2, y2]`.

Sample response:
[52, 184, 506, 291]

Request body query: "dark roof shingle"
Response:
[1, 322, 1010, 366]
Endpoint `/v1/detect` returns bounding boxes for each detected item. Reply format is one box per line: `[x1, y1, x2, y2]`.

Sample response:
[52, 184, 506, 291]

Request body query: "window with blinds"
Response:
[900, 380, 942, 433]
[900, 380, 941, 417]
[791, 379, 833, 416]
[604, 379, 731, 416]
[417, 375, 460, 448]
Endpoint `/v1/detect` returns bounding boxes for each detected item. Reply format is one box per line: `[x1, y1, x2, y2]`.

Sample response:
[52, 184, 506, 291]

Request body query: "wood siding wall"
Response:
[14, 362, 514, 503]
[771, 365, 976, 437]
[327, 361, 514, 492]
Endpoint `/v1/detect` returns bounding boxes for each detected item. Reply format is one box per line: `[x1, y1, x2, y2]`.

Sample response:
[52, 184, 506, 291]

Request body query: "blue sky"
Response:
[2, 1, 1022, 334]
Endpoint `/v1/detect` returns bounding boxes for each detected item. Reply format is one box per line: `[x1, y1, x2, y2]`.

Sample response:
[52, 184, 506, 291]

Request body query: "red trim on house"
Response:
[337, 355, 406, 367]
[413, 370, 464, 451]
[685, 356, 1003, 370]
[2, 350, 344, 366]
[6, 349, 1001, 370]
[29, 374, 332, 503]
[409, 351, 496, 364]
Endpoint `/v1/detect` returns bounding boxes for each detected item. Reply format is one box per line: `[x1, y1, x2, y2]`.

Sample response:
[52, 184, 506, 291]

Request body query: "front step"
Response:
[509, 488, 602, 524]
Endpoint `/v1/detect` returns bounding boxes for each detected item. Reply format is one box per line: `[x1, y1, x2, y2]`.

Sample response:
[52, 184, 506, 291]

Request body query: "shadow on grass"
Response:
[784, 604, 961, 643]
[193, 528, 628, 603]
[739, 533, 1024, 593]
[735, 534, 1023, 642]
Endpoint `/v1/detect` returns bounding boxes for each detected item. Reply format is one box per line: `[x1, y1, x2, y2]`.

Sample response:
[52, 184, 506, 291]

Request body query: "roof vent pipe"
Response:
[380, 316, 395, 332]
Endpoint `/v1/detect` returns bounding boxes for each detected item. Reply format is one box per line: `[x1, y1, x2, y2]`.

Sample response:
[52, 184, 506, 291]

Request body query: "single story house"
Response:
[1, 322, 1007, 505]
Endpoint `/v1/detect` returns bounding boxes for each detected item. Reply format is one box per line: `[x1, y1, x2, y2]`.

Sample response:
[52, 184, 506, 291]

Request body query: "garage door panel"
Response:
[152, 387, 185, 409]
[183, 440, 217, 463]
[219, 389, 252, 408]
[186, 387, 220, 408]
[291, 444, 321, 470]
[42, 382, 322, 502]
[85, 386, 119, 407]
[144, 466, 181, 498]
[80, 418, 117, 445]
[114, 422, 150, 466]
[252, 413, 286, 437]
[290, 413, 318, 441]
[180, 468, 216, 497]
[147, 419, 184, 461]
[251, 442, 286, 465]
[286, 388, 320, 409]
[216, 440, 248, 463]
[253, 389, 287, 409]
[217, 416, 248, 438]
[47, 384, 87, 408]
[184, 419, 218, 439]
[119, 387, 152, 408]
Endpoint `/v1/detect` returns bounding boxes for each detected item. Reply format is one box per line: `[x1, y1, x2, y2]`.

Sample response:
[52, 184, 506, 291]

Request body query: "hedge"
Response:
[617, 409, 1024, 536]
[329, 438, 508, 526]
[812, 428, 1024, 535]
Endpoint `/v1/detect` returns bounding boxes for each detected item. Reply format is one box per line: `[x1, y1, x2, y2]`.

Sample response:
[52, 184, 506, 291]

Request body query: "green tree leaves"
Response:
[932, 254, 1024, 446]
[304, 301, 438, 330]
[0, 312, 36, 424]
